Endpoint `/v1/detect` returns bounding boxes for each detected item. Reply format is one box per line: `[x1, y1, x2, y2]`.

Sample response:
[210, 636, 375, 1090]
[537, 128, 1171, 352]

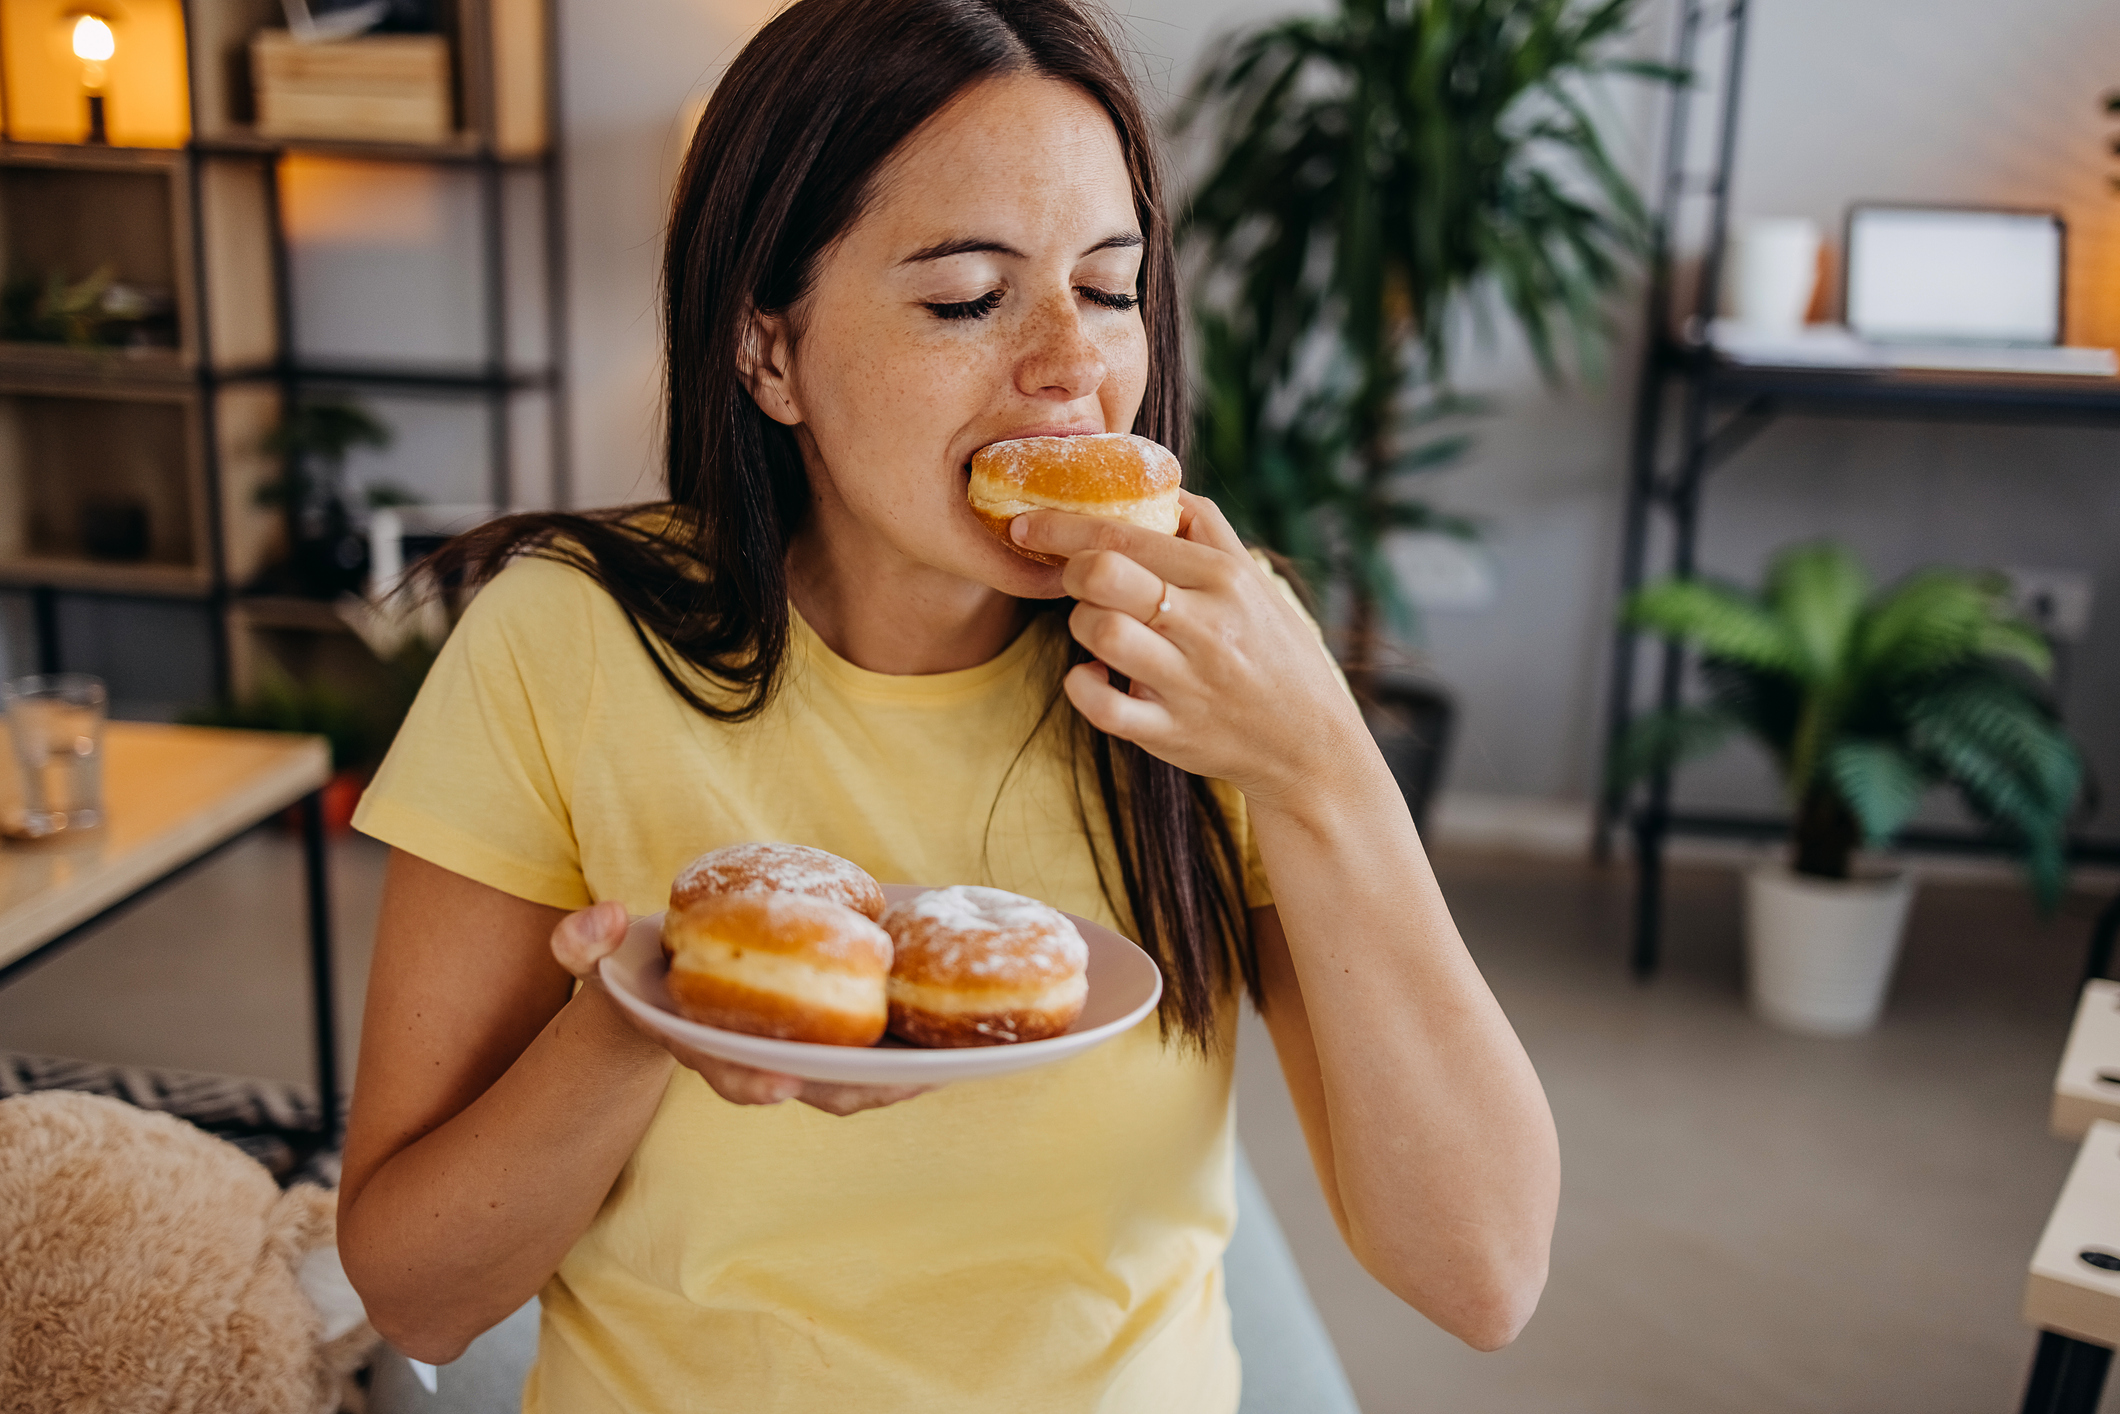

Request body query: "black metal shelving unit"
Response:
[1598, 0, 2120, 979]
[0, 0, 570, 697]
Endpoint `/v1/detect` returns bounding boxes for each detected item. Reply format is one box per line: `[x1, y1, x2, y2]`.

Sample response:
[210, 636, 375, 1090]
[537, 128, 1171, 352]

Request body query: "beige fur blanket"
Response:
[0, 1091, 374, 1413]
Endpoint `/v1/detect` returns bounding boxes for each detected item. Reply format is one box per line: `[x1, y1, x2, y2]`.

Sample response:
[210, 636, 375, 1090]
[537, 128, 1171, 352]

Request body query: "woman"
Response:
[338, 0, 1559, 1408]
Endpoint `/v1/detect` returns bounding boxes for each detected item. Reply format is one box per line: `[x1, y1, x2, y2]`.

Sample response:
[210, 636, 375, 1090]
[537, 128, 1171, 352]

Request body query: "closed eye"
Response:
[925, 290, 1004, 321]
[1077, 286, 1139, 313]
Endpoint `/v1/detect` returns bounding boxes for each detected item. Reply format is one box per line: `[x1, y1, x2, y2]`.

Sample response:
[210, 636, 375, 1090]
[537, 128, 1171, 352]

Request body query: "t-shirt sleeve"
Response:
[1234, 550, 1350, 913]
[352, 556, 600, 911]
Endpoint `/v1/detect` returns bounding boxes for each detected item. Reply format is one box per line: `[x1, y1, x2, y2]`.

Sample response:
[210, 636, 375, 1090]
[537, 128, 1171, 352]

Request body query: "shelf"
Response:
[232, 594, 352, 633]
[1650, 810, 2120, 867]
[252, 360, 560, 393]
[0, 345, 191, 391]
[0, 557, 210, 598]
[191, 130, 548, 168]
[0, 142, 186, 172]
[1668, 344, 2120, 424]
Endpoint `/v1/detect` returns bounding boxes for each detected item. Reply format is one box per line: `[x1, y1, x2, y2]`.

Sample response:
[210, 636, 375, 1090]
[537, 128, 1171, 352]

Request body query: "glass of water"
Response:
[3, 674, 107, 839]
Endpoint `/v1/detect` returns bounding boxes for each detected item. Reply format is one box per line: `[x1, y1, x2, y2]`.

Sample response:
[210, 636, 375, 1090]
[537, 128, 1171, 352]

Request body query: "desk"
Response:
[0, 723, 337, 1142]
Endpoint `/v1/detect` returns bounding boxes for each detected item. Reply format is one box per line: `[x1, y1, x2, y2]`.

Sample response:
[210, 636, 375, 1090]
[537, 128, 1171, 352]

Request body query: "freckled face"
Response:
[767, 75, 1149, 598]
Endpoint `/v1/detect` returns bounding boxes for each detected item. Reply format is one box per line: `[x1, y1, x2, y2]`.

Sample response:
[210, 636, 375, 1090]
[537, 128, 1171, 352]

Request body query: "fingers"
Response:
[1061, 544, 1168, 623]
[678, 1049, 804, 1106]
[1011, 509, 1228, 588]
[796, 1082, 934, 1117]
[1063, 660, 1174, 744]
[550, 900, 630, 980]
[670, 1045, 932, 1114]
[1175, 489, 1250, 558]
[1068, 600, 1187, 682]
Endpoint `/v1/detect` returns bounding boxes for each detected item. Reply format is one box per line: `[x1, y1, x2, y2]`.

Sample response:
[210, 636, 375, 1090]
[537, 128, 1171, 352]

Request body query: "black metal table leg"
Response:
[2021, 1330, 2113, 1414]
[299, 791, 340, 1145]
[2085, 891, 2120, 987]
[1631, 809, 1665, 979]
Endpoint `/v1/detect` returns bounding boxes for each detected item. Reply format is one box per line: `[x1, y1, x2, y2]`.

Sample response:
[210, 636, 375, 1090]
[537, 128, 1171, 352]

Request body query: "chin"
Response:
[983, 545, 1068, 600]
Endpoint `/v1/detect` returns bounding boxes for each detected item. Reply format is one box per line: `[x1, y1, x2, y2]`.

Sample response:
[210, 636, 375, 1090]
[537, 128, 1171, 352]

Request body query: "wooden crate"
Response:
[252, 32, 452, 145]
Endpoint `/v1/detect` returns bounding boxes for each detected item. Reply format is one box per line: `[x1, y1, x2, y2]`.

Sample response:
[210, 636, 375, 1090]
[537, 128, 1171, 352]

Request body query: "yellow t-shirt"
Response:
[354, 554, 1271, 1414]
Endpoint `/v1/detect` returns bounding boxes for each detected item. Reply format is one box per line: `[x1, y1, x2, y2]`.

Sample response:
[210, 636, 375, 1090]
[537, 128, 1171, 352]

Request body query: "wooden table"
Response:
[0, 722, 338, 1142]
[2022, 1119, 2120, 1413]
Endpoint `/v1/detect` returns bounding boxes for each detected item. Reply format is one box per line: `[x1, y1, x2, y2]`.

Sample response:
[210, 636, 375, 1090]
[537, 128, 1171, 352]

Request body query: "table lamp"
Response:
[70, 11, 114, 144]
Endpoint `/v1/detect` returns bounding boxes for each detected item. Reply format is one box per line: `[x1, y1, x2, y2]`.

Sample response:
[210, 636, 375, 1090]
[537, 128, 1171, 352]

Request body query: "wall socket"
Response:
[2003, 567, 2095, 642]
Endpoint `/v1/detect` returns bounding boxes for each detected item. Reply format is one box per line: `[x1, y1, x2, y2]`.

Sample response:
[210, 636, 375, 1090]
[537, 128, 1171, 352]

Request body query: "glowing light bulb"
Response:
[72, 14, 114, 63]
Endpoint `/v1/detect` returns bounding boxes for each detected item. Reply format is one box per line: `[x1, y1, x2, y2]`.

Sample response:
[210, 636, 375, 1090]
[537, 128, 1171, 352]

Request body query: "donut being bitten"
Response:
[967, 433, 1181, 567]
[670, 841, 885, 921]
[662, 892, 893, 1046]
[882, 885, 1089, 1047]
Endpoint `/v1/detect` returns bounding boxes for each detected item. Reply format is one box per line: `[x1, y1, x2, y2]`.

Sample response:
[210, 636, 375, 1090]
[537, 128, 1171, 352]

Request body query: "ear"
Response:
[737, 309, 803, 426]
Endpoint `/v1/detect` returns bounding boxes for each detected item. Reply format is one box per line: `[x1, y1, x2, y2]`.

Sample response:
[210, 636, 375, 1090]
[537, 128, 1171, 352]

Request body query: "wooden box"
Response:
[251, 31, 452, 144]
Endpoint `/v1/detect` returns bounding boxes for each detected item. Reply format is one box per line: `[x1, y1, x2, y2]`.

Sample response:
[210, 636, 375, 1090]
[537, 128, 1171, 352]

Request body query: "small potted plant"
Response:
[257, 398, 413, 599]
[1617, 541, 2081, 1034]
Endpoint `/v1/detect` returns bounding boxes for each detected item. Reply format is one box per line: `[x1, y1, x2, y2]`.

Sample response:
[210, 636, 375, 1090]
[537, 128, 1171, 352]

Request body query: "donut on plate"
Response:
[669, 841, 885, 921]
[967, 433, 1181, 567]
[881, 885, 1089, 1047]
[662, 892, 893, 1046]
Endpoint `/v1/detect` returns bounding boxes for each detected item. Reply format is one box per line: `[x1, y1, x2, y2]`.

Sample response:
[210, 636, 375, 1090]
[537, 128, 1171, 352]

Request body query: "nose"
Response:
[1014, 291, 1107, 403]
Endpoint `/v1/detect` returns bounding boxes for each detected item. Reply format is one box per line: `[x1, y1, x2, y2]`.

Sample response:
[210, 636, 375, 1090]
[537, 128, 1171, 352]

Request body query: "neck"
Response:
[786, 512, 1026, 678]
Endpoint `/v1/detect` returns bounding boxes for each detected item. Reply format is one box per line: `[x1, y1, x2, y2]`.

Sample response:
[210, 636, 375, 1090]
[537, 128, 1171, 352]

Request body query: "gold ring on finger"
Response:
[1146, 580, 1173, 629]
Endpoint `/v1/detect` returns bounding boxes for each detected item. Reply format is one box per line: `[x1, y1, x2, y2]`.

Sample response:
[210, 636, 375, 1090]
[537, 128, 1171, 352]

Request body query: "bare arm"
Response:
[337, 854, 671, 1362]
[339, 851, 926, 1363]
[1017, 497, 1559, 1351]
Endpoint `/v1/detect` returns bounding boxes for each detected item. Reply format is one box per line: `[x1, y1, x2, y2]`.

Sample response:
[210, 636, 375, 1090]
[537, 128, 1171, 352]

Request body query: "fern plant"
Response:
[1616, 542, 2082, 904]
[1178, 0, 1671, 687]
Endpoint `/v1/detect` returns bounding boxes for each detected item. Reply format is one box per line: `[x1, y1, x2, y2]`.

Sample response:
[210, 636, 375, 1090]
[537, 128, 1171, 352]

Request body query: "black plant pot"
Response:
[290, 532, 370, 599]
[1364, 671, 1455, 833]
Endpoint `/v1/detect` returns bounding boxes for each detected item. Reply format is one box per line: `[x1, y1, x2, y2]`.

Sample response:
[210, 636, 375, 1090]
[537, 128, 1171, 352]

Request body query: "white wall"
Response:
[546, 0, 2120, 839]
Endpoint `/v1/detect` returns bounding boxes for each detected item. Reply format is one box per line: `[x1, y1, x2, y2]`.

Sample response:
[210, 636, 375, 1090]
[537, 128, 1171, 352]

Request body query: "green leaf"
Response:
[1625, 579, 1802, 673]
[1765, 542, 1869, 682]
[1907, 673, 2080, 818]
[1824, 740, 1928, 845]
[1974, 617, 2054, 679]
[1855, 569, 2003, 683]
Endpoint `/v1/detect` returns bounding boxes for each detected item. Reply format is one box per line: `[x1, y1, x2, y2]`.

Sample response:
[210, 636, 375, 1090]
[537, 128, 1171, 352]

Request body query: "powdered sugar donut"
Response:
[881, 885, 1089, 1047]
[966, 433, 1181, 567]
[662, 891, 893, 1046]
[669, 842, 886, 921]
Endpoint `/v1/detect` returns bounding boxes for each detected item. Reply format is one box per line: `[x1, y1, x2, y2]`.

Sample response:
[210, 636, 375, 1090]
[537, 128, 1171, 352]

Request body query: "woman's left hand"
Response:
[1010, 490, 1367, 806]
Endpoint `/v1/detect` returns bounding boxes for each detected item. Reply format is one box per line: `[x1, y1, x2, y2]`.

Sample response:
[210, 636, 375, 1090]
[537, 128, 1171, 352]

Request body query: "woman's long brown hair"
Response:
[423, 0, 1257, 1046]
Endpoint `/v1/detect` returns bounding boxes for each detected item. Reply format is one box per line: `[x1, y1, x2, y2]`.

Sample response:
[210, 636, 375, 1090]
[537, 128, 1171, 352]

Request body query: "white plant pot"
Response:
[1743, 865, 1916, 1036]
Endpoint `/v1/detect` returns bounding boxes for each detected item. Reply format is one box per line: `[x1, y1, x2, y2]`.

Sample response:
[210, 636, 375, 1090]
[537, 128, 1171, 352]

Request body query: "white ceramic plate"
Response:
[599, 883, 1163, 1085]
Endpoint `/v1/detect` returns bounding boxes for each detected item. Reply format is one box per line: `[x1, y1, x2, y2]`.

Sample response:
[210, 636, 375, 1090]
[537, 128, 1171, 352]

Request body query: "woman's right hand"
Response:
[550, 901, 933, 1118]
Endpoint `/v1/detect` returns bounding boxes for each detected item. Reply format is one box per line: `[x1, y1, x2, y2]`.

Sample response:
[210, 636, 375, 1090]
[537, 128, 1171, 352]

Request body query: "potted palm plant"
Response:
[1618, 542, 2082, 1034]
[1178, 0, 1669, 693]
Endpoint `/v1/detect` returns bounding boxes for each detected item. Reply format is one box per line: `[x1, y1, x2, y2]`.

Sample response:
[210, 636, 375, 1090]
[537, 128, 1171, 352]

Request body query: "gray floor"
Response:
[0, 833, 2109, 1412]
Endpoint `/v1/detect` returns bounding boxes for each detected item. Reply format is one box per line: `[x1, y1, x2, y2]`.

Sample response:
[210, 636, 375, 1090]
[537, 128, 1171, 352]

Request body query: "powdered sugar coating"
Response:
[669, 842, 885, 920]
[969, 433, 1180, 504]
[882, 885, 1087, 985]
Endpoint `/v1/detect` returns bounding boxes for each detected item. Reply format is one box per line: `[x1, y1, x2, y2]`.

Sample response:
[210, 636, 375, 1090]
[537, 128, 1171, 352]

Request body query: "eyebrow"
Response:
[898, 231, 1144, 265]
